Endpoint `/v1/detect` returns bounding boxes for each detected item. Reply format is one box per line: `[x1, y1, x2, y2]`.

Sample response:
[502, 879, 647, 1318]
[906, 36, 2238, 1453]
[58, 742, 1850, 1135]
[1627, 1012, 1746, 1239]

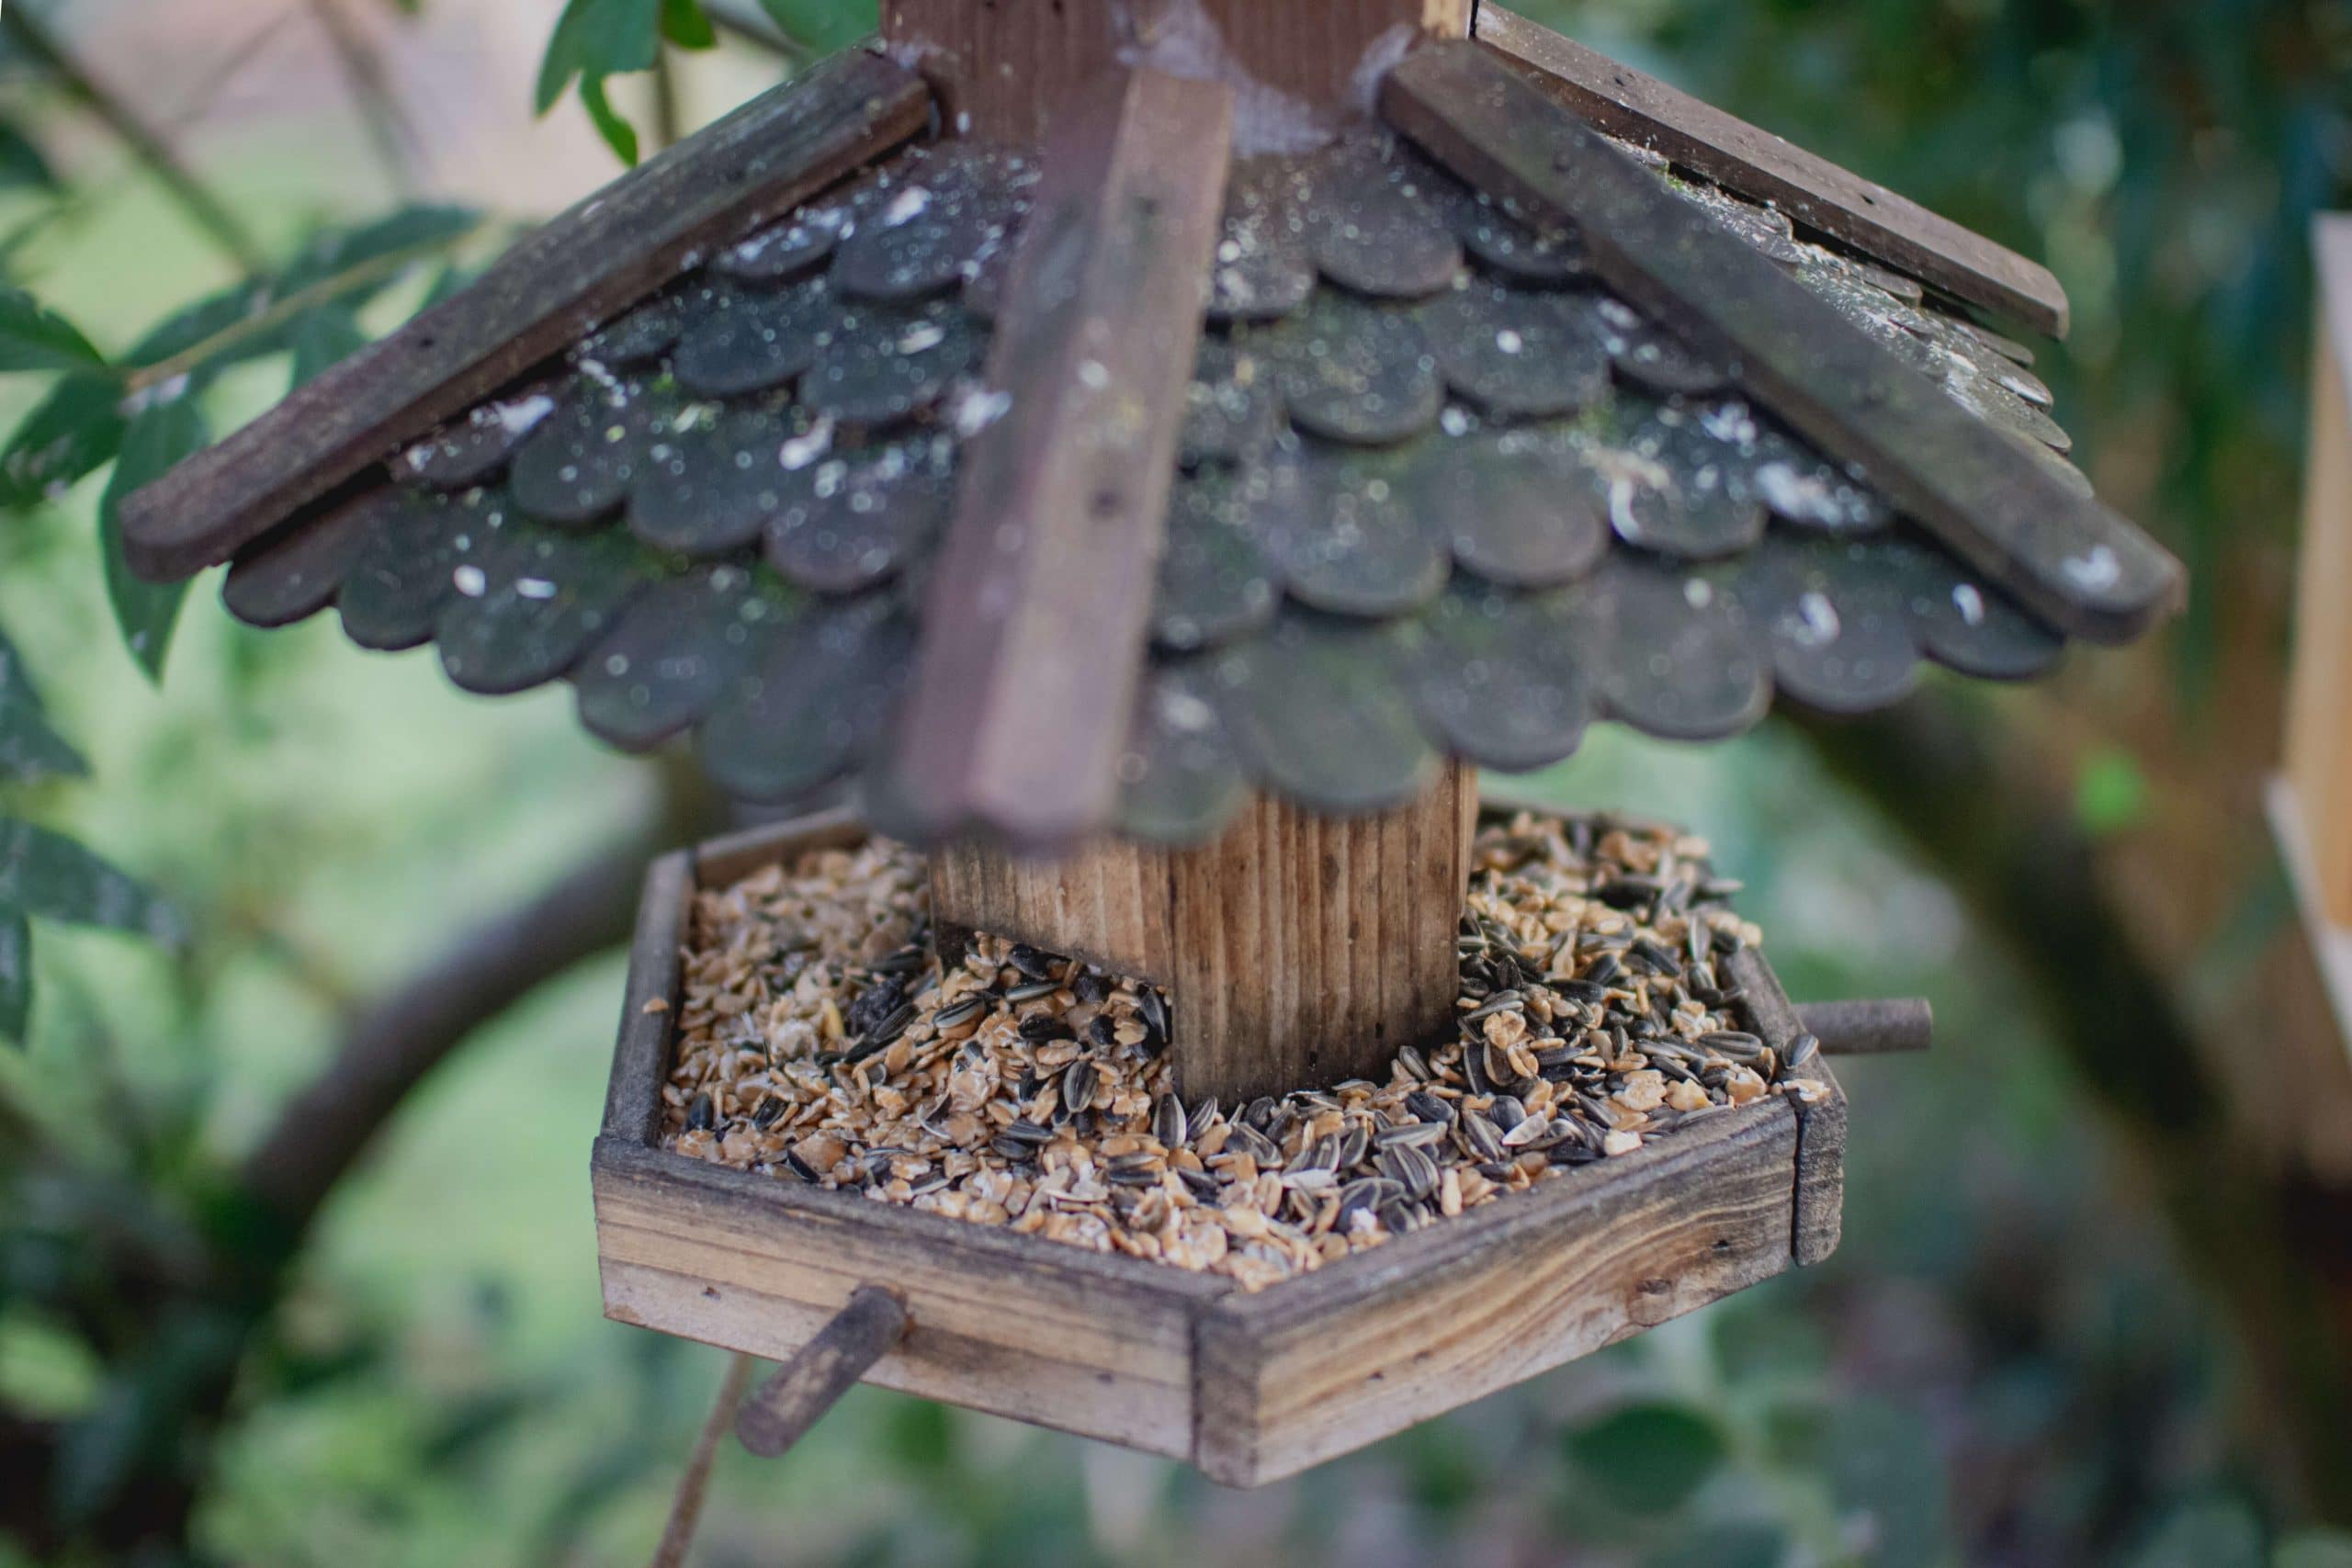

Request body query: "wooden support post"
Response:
[2284, 216, 2352, 927]
[894, 68, 1233, 845]
[930, 762, 1478, 1102]
[885, 0, 1471, 146]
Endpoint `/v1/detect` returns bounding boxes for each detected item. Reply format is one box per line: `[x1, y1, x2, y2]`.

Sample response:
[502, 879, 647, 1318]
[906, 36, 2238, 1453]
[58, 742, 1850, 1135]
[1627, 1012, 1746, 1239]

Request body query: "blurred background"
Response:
[1, 0, 2349, 1562]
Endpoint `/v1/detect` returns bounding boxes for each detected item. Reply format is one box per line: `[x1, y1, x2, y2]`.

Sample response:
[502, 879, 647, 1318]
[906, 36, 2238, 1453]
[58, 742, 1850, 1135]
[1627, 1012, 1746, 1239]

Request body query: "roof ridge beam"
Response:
[1473, 5, 2070, 338]
[1383, 41, 2181, 642]
[893, 67, 1235, 847]
[119, 49, 931, 581]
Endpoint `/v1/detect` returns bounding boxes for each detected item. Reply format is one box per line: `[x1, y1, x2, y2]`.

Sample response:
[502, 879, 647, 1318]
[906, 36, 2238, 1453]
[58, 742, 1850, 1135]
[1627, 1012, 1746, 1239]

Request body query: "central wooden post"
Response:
[885, 0, 1474, 146]
[931, 763, 1477, 1102]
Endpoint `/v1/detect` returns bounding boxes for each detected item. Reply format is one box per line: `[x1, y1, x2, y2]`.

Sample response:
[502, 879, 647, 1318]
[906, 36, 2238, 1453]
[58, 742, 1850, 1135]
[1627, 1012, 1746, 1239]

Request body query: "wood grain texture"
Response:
[1473, 6, 2069, 337]
[1193, 1098, 1800, 1485]
[1801, 998, 1934, 1056]
[927, 761, 1476, 1101]
[594, 1138, 1226, 1458]
[1383, 42, 2184, 645]
[1725, 946, 1844, 1266]
[690, 806, 868, 889]
[894, 69, 1233, 846]
[885, 0, 1468, 146]
[2285, 215, 2352, 925]
[119, 51, 931, 581]
[603, 850, 695, 1145]
[735, 1286, 910, 1457]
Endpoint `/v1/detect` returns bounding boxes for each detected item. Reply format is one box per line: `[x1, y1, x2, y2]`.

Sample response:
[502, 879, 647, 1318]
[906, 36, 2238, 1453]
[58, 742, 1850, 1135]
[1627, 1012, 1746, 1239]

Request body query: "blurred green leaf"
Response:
[2075, 747, 2152, 836]
[755, 0, 875, 51]
[0, 910, 29, 1043]
[98, 396, 210, 682]
[275, 204, 482, 301]
[127, 283, 276, 378]
[0, 626, 88, 783]
[0, 817, 182, 945]
[1564, 1402, 1727, 1513]
[1645, 1524, 1785, 1568]
[2278, 1531, 2352, 1568]
[286, 304, 370, 388]
[1820, 1398, 1949, 1568]
[0, 285, 104, 375]
[661, 0, 718, 49]
[0, 115, 59, 193]
[2131, 1498, 2265, 1568]
[537, 0, 668, 164]
[0, 373, 128, 508]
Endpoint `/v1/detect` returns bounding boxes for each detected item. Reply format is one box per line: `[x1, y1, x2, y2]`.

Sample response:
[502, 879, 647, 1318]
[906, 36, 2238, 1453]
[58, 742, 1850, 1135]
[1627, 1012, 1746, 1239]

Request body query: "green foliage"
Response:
[0, 627, 86, 782]
[0, 204, 481, 671]
[0, 114, 58, 194]
[537, 0, 717, 164]
[97, 395, 209, 682]
[0, 284, 102, 375]
[533, 0, 878, 164]
[2075, 745, 2153, 836]
[756, 0, 876, 52]
[1563, 1402, 1727, 1513]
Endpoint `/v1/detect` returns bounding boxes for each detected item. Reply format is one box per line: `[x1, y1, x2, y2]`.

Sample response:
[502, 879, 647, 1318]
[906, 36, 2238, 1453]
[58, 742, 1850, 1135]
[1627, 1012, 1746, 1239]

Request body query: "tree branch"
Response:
[650, 1353, 756, 1568]
[240, 762, 720, 1231]
[2, 5, 269, 275]
[1793, 694, 2352, 1517]
[304, 0, 423, 198]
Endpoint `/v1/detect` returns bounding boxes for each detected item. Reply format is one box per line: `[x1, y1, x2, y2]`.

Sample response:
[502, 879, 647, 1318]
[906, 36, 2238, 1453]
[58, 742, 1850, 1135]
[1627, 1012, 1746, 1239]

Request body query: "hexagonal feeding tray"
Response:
[591, 804, 1848, 1485]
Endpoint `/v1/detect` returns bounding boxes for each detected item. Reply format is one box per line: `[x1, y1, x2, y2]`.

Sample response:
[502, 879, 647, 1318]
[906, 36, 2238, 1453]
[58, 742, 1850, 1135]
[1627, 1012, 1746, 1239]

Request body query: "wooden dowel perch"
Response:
[734, 1286, 910, 1459]
[1798, 998, 1934, 1057]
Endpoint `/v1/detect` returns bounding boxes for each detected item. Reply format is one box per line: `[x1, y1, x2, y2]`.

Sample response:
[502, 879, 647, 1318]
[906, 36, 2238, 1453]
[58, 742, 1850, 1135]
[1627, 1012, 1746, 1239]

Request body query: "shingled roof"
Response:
[119, 28, 2184, 850]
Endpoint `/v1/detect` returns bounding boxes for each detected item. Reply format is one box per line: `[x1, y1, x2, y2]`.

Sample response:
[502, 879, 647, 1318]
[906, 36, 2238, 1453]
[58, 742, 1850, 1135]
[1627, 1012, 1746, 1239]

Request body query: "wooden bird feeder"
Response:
[118, 0, 2180, 1484]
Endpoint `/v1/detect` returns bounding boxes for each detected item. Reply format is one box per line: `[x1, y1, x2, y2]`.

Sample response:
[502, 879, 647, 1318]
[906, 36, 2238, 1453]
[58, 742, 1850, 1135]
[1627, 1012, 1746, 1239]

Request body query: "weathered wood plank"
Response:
[602, 850, 695, 1145]
[895, 69, 1234, 846]
[886, 0, 1469, 146]
[594, 1138, 1226, 1458]
[1473, 5, 2069, 336]
[735, 1286, 910, 1457]
[1382, 42, 2184, 645]
[928, 761, 1476, 1101]
[2284, 216, 2352, 925]
[597, 795, 1844, 1481]
[690, 806, 868, 890]
[120, 51, 931, 581]
[1725, 946, 1843, 1266]
[1193, 1098, 1800, 1485]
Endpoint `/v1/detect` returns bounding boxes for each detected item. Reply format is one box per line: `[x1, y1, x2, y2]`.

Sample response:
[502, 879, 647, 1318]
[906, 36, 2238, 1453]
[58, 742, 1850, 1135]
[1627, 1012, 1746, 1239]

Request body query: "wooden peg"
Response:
[1797, 998, 1934, 1057]
[734, 1285, 910, 1459]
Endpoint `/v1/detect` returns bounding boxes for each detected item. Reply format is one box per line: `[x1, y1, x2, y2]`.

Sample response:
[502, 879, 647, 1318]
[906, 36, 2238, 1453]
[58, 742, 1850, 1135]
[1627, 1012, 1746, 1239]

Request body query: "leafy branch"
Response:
[536, 0, 873, 164]
[0, 208, 483, 680]
[0, 4, 269, 273]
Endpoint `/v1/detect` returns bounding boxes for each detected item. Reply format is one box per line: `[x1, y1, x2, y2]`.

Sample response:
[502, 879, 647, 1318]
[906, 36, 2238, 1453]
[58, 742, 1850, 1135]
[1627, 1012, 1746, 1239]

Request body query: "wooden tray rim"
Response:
[594, 803, 1844, 1314]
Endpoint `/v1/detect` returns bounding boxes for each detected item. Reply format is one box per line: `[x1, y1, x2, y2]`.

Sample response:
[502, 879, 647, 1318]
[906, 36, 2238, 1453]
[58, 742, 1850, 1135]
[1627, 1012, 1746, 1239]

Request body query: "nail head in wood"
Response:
[734, 1285, 910, 1459]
